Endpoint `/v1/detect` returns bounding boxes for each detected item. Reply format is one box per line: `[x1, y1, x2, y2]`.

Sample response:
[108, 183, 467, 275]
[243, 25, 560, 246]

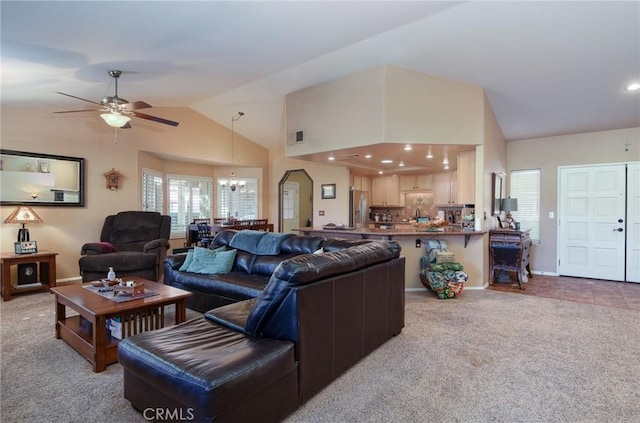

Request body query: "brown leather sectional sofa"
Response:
[118, 230, 405, 422]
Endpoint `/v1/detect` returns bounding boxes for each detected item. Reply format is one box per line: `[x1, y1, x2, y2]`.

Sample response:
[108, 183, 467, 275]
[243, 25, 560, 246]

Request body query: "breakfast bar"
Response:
[293, 227, 487, 290]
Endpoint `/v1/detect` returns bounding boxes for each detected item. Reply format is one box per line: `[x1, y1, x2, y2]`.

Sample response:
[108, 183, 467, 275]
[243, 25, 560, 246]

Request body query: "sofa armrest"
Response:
[164, 254, 187, 270]
[204, 298, 256, 333]
[81, 242, 118, 255]
[143, 239, 170, 255]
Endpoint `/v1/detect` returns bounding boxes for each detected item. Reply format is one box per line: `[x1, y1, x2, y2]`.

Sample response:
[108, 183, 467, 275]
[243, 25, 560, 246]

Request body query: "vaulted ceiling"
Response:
[2, 1, 639, 172]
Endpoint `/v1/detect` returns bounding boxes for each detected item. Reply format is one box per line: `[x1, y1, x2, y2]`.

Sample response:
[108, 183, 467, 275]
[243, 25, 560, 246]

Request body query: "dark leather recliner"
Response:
[78, 211, 171, 282]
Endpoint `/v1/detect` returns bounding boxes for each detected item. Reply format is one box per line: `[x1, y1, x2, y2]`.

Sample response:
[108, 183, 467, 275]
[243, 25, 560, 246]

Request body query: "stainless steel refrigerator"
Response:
[349, 188, 369, 228]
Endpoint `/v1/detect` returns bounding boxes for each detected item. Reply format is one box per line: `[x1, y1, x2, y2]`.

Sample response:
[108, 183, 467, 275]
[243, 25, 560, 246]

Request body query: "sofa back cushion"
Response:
[211, 230, 326, 276]
[244, 240, 401, 338]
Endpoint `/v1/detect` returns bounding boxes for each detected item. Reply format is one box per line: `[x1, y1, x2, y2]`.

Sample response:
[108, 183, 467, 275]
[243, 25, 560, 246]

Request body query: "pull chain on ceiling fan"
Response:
[53, 70, 179, 129]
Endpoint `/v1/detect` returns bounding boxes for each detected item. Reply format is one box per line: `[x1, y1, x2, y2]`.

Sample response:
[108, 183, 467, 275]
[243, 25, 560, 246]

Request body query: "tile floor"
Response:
[487, 273, 640, 311]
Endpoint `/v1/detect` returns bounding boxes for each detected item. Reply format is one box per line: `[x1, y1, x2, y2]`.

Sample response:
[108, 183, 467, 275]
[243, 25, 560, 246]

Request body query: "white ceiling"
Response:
[2, 1, 639, 173]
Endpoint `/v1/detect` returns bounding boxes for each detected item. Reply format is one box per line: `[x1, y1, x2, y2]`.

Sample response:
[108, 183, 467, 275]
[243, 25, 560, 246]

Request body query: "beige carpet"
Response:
[1, 288, 638, 423]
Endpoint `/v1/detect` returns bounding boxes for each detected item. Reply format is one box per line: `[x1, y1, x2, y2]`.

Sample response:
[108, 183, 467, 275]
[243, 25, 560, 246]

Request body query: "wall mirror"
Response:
[492, 172, 503, 216]
[278, 169, 313, 233]
[0, 149, 85, 206]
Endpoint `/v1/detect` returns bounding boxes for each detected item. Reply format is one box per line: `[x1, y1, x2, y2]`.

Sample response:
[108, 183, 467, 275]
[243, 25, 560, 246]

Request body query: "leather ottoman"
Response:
[118, 318, 298, 423]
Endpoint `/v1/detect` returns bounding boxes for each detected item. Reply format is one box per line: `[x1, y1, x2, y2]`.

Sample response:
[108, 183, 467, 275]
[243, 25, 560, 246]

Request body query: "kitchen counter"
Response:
[292, 226, 487, 290]
[293, 226, 484, 245]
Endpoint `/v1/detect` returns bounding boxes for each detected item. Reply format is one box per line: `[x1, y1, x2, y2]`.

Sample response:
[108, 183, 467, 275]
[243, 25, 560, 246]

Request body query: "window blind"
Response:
[217, 178, 258, 220]
[141, 168, 163, 213]
[167, 174, 212, 237]
[510, 169, 541, 242]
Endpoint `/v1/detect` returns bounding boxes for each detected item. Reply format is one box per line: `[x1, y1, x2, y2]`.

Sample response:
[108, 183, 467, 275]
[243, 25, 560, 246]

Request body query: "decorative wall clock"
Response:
[104, 168, 124, 190]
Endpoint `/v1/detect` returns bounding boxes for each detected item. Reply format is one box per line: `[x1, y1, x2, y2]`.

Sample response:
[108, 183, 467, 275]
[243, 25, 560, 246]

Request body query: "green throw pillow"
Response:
[179, 246, 225, 271]
[186, 248, 237, 275]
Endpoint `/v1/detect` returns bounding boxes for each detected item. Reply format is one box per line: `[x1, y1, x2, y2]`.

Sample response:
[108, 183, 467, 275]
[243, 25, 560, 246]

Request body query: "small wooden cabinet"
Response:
[399, 174, 433, 191]
[1, 251, 57, 301]
[489, 229, 532, 289]
[371, 175, 401, 206]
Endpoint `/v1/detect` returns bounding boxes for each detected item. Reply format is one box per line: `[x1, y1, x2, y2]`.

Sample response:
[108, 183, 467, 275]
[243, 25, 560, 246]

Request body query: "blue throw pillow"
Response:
[186, 248, 237, 275]
[179, 246, 224, 271]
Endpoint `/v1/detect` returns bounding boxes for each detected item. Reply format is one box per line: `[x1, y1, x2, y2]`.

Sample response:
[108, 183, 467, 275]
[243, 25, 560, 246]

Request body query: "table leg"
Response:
[2, 262, 11, 301]
[55, 297, 64, 339]
[93, 315, 107, 372]
[175, 299, 187, 324]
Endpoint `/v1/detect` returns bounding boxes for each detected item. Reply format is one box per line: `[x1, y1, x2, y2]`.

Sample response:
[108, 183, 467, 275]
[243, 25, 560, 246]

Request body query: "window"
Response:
[217, 177, 258, 220]
[167, 174, 212, 237]
[141, 168, 163, 213]
[509, 169, 541, 242]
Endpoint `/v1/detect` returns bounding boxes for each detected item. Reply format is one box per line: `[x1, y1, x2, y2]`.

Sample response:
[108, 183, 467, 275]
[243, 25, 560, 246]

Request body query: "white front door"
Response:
[558, 164, 626, 281]
[627, 163, 640, 283]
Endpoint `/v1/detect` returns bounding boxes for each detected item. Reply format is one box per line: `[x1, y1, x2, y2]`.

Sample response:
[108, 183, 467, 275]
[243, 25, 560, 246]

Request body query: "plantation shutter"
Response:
[509, 169, 541, 242]
[141, 168, 163, 212]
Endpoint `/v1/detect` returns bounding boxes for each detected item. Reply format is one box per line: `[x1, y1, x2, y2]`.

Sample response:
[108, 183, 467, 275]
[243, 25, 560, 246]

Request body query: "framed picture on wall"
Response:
[321, 184, 336, 199]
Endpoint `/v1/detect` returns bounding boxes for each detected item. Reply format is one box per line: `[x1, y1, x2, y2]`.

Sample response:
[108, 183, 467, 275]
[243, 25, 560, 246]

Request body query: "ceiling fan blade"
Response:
[133, 111, 179, 127]
[55, 91, 101, 105]
[124, 101, 152, 110]
[53, 109, 99, 113]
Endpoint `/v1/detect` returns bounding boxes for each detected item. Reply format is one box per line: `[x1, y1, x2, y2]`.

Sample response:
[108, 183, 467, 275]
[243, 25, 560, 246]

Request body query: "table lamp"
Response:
[501, 198, 518, 229]
[4, 206, 43, 241]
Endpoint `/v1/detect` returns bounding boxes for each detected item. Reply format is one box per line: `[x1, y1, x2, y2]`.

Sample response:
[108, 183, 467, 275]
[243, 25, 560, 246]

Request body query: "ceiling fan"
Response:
[53, 70, 179, 128]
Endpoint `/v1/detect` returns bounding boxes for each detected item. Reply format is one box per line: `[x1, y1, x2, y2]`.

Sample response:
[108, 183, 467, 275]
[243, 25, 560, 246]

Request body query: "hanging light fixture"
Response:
[100, 112, 130, 128]
[228, 112, 245, 191]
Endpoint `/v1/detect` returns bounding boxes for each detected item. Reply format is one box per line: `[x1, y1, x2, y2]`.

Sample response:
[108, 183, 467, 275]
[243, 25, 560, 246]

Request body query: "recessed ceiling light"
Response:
[404, 145, 412, 151]
[381, 159, 393, 164]
[426, 152, 433, 159]
[328, 155, 335, 161]
[627, 83, 640, 91]
[444, 164, 450, 170]
[442, 158, 449, 165]
[399, 161, 405, 167]
[378, 170, 384, 174]
[365, 154, 372, 159]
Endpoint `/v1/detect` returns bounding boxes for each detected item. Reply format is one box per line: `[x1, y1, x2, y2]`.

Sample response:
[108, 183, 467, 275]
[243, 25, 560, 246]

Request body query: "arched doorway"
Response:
[278, 169, 313, 233]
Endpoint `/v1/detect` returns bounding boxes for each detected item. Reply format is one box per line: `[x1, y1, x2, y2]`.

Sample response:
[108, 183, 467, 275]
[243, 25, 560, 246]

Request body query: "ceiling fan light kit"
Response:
[100, 112, 131, 128]
[54, 70, 179, 129]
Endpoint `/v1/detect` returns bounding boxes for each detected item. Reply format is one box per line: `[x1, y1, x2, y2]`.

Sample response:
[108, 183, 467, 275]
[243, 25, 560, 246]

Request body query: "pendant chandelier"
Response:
[228, 111, 245, 192]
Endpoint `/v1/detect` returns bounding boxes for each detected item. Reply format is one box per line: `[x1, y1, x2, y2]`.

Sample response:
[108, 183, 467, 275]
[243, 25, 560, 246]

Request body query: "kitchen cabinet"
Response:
[456, 149, 475, 205]
[399, 174, 433, 191]
[371, 175, 401, 206]
[434, 171, 458, 205]
[352, 175, 371, 193]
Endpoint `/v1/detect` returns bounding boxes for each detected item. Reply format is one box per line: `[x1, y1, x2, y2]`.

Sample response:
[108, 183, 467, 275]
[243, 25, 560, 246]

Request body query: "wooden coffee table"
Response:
[51, 277, 192, 372]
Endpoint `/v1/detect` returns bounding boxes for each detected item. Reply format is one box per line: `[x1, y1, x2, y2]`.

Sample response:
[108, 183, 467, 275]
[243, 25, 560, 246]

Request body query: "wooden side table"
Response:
[1, 251, 57, 301]
[488, 230, 532, 289]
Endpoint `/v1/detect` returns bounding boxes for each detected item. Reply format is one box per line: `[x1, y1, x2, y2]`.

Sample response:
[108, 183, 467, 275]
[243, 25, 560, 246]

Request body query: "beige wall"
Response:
[1, 106, 269, 281]
[285, 65, 485, 160]
[506, 127, 640, 275]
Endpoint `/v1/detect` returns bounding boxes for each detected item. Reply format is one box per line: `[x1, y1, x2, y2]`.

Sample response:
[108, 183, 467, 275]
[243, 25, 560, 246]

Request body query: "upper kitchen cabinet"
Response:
[371, 175, 401, 206]
[456, 149, 476, 205]
[399, 174, 433, 191]
[434, 171, 458, 205]
[352, 175, 371, 192]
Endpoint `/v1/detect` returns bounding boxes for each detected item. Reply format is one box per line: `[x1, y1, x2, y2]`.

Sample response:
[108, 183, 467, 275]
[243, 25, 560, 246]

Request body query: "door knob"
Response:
[614, 228, 623, 232]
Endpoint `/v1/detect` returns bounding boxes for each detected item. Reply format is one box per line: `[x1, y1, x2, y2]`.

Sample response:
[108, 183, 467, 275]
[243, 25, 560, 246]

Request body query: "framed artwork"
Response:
[321, 184, 336, 199]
